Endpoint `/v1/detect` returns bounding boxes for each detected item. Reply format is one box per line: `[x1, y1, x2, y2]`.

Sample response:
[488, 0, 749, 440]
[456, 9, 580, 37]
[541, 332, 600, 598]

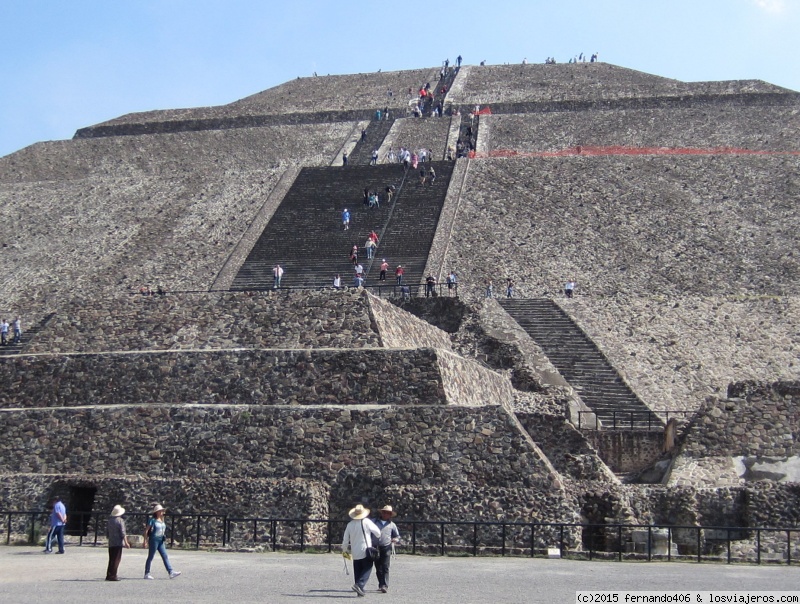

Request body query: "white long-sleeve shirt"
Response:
[341, 518, 380, 561]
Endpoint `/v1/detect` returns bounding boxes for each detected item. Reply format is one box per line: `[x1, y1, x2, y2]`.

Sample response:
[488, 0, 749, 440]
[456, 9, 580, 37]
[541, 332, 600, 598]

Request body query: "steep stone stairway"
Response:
[347, 119, 395, 165]
[0, 313, 55, 357]
[230, 161, 454, 290]
[499, 299, 661, 430]
[372, 160, 455, 288]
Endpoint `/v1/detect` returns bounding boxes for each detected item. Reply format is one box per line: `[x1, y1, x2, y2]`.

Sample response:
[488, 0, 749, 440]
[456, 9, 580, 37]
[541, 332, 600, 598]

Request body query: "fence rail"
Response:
[576, 410, 694, 431]
[4, 511, 799, 565]
[131, 282, 460, 299]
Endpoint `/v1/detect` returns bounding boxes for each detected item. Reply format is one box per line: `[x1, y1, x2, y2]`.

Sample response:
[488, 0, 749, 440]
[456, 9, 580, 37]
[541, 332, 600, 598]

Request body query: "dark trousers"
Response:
[353, 556, 374, 589]
[375, 545, 392, 588]
[106, 546, 123, 579]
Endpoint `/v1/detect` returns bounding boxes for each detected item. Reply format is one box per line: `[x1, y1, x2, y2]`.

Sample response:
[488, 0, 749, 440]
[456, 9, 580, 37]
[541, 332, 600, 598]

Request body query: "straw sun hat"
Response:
[348, 504, 370, 520]
[110, 505, 125, 517]
[378, 505, 397, 517]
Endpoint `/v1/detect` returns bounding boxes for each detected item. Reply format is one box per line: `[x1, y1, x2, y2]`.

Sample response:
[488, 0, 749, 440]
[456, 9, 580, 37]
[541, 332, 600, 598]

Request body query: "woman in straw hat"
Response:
[143, 504, 181, 580]
[341, 504, 380, 596]
[106, 505, 130, 581]
[374, 505, 401, 593]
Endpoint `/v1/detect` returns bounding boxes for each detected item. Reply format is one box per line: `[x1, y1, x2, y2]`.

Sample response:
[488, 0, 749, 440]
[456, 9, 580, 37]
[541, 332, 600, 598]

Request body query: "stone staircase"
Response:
[347, 118, 395, 165]
[499, 299, 661, 430]
[230, 161, 455, 291]
[0, 313, 55, 357]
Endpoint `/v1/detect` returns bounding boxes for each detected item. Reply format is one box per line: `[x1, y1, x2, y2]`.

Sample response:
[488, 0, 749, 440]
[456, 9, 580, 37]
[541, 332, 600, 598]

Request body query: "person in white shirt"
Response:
[341, 504, 380, 596]
[272, 264, 284, 289]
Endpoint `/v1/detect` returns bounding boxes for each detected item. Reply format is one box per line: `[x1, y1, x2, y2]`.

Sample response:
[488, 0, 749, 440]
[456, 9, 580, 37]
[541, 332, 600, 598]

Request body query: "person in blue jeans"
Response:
[143, 504, 181, 579]
[44, 496, 66, 553]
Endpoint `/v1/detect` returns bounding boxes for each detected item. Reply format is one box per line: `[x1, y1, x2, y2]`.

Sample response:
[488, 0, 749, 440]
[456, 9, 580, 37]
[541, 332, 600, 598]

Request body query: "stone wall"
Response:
[0, 405, 558, 490]
[25, 290, 380, 354]
[448, 63, 791, 107]
[0, 348, 452, 408]
[437, 349, 513, 410]
[0, 473, 328, 522]
[368, 292, 453, 350]
[583, 431, 665, 475]
[563, 296, 800, 415]
[517, 413, 616, 481]
[446, 156, 800, 299]
[479, 105, 800, 153]
[381, 116, 453, 161]
[0, 123, 354, 324]
[86, 68, 439, 131]
[668, 381, 800, 487]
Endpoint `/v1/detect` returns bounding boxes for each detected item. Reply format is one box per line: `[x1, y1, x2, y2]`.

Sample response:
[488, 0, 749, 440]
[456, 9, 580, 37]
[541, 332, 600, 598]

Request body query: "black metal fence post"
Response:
[29, 512, 35, 544]
[757, 529, 761, 565]
[300, 520, 305, 553]
[727, 529, 731, 564]
[667, 527, 672, 562]
[473, 523, 477, 557]
[501, 523, 506, 557]
[411, 522, 416, 555]
[195, 515, 201, 549]
[696, 527, 701, 563]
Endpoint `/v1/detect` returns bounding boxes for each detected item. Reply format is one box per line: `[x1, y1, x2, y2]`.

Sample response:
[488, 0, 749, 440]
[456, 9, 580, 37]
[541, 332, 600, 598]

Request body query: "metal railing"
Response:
[4, 512, 798, 565]
[130, 283, 459, 299]
[576, 410, 693, 431]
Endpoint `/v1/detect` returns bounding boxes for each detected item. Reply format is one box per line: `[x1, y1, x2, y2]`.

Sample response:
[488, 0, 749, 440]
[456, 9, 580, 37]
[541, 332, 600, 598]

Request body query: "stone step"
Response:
[499, 298, 661, 431]
[231, 162, 455, 291]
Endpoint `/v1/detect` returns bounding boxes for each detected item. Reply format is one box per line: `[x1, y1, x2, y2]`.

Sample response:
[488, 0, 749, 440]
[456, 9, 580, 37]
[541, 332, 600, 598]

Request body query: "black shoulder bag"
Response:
[361, 520, 380, 561]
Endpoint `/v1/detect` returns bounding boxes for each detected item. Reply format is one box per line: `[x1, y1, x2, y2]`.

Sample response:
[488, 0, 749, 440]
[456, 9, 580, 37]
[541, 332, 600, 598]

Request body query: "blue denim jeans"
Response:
[353, 556, 374, 589]
[53, 525, 65, 553]
[145, 538, 173, 574]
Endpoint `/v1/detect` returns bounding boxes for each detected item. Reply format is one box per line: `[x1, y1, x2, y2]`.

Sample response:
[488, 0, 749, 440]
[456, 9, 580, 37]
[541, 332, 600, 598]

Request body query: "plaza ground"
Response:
[1, 545, 798, 603]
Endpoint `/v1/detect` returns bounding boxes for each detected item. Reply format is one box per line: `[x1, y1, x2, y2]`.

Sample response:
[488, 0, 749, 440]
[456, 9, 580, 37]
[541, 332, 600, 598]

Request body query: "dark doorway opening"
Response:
[66, 486, 96, 537]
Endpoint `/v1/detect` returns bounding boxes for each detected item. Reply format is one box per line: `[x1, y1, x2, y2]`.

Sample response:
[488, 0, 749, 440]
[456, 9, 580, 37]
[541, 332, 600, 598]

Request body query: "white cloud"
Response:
[752, 0, 787, 12]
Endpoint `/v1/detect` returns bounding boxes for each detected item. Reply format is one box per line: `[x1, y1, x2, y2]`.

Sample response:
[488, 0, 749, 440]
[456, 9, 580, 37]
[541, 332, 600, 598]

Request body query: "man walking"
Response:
[374, 505, 401, 593]
[273, 264, 284, 289]
[46, 495, 67, 554]
[106, 505, 130, 581]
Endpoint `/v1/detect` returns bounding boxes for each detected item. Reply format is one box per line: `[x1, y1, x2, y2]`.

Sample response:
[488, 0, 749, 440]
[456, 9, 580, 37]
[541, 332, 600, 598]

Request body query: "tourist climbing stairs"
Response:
[230, 161, 454, 291]
[499, 299, 661, 431]
[370, 160, 455, 289]
[347, 119, 395, 165]
[0, 312, 55, 357]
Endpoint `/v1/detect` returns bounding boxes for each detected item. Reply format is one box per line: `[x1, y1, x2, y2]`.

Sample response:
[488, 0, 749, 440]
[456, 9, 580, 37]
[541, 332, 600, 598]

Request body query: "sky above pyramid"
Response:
[1, 0, 797, 159]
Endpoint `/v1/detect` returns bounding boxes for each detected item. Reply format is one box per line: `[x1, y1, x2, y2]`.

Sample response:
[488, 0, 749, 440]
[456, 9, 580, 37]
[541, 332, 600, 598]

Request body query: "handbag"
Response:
[361, 520, 380, 561]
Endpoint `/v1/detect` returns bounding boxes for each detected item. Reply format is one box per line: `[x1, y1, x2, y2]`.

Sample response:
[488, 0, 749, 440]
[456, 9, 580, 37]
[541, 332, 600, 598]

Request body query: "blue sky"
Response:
[1, 0, 798, 159]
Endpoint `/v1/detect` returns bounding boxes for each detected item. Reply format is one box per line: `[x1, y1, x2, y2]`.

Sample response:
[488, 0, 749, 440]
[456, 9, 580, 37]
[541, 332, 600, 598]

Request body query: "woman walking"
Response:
[143, 504, 181, 580]
[341, 504, 380, 596]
